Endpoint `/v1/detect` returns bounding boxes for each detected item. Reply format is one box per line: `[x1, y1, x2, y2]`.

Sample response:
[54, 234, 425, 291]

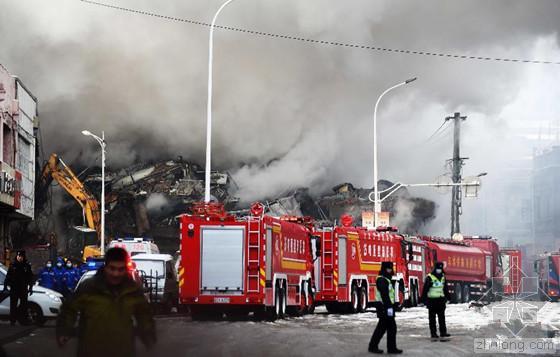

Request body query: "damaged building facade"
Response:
[0, 64, 39, 261]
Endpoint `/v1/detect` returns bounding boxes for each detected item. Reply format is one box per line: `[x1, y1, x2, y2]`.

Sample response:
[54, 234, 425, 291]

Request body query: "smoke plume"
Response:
[2, 0, 560, 237]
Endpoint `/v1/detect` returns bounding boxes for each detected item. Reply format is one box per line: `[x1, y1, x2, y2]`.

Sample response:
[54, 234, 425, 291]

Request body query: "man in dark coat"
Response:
[4, 250, 34, 325]
[420, 261, 452, 338]
[56, 247, 155, 357]
[368, 261, 402, 354]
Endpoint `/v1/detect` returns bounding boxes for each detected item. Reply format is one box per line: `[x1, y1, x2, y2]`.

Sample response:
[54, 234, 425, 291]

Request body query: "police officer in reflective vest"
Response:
[420, 261, 451, 338]
[368, 261, 402, 354]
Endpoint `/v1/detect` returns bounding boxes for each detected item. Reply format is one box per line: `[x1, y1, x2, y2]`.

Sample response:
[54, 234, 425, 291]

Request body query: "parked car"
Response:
[132, 253, 179, 313]
[0, 263, 62, 325]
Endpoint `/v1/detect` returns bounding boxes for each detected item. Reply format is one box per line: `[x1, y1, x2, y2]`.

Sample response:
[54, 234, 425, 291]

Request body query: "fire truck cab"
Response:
[179, 202, 317, 320]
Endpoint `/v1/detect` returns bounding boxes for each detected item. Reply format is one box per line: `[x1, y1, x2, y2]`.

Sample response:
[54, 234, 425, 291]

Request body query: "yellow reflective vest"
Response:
[427, 273, 445, 299]
[375, 276, 395, 304]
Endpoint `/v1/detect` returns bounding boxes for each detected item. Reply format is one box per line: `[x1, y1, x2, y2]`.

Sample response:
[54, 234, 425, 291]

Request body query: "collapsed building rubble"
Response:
[317, 180, 436, 233]
[240, 181, 436, 233]
[33, 157, 238, 258]
[31, 155, 436, 258]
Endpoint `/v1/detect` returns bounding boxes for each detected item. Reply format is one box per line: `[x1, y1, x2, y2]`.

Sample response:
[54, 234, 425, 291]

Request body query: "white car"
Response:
[0, 263, 63, 325]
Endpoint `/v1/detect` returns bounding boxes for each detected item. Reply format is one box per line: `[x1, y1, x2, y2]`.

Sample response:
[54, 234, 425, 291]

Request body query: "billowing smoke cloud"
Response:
[2, 0, 560, 237]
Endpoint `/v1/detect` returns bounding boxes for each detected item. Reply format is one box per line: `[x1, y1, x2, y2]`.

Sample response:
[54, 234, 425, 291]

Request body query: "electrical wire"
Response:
[80, 0, 560, 66]
[426, 120, 449, 142]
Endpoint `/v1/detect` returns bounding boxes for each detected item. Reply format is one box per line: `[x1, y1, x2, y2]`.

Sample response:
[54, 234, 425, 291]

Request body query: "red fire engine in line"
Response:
[420, 236, 501, 303]
[178, 202, 318, 320]
[178, 202, 508, 319]
[313, 216, 424, 313]
[500, 247, 522, 295]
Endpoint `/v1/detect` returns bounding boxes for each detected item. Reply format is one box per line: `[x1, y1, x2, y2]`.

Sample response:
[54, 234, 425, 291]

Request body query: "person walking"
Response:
[4, 250, 34, 326]
[56, 247, 156, 357]
[420, 261, 451, 339]
[38, 260, 57, 290]
[368, 261, 402, 354]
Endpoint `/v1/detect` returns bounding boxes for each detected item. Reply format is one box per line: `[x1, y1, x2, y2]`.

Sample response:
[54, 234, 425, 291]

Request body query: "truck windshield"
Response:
[134, 260, 165, 278]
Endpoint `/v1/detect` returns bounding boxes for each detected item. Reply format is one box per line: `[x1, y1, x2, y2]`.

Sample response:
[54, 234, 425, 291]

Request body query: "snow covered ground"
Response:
[275, 303, 495, 331]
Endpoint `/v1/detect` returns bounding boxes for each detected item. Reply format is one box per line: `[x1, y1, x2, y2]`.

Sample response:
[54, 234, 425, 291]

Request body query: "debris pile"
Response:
[35, 157, 436, 256]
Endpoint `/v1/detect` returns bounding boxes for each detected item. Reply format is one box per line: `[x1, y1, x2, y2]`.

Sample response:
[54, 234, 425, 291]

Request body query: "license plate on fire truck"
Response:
[213, 297, 230, 304]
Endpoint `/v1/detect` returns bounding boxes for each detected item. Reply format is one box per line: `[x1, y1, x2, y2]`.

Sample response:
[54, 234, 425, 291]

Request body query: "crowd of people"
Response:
[37, 257, 93, 296]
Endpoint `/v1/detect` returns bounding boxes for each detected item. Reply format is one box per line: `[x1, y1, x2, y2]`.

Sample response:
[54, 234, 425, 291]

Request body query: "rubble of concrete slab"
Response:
[260, 181, 436, 233]
[316, 180, 436, 233]
[32, 157, 436, 258]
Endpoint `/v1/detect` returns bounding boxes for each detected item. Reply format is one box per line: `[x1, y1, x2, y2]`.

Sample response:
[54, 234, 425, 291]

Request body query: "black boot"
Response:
[431, 333, 439, 338]
[388, 348, 403, 354]
[368, 346, 383, 354]
[441, 333, 451, 337]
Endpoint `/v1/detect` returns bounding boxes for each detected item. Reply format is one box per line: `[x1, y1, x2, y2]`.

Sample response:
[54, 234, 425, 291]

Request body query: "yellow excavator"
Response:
[37, 153, 103, 260]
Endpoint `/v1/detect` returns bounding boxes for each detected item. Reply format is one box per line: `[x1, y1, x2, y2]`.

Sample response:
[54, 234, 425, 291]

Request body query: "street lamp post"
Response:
[82, 130, 106, 254]
[204, 0, 237, 203]
[372, 77, 417, 227]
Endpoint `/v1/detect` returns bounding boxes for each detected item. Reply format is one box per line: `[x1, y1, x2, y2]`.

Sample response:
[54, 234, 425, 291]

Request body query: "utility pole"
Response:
[446, 112, 467, 237]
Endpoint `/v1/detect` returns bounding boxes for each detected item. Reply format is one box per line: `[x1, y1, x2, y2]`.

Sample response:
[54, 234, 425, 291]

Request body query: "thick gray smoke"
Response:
[1, 0, 560, 237]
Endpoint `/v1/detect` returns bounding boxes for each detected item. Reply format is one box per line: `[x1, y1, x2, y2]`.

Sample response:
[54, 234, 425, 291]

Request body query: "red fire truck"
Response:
[420, 236, 497, 303]
[178, 202, 318, 320]
[500, 248, 522, 295]
[535, 251, 560, 302]
[313, 216, 426, 313]
[463, 235, 504, 300]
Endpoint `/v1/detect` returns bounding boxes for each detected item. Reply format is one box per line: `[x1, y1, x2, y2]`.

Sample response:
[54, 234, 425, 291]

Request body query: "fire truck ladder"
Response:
[247, 217, 262, 293]
[511, 255, 520, 293]
[322, 231, 334, 291]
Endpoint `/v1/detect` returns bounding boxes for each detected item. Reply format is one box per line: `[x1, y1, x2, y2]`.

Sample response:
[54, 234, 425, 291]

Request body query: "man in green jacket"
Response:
[56, 247, 156, 357]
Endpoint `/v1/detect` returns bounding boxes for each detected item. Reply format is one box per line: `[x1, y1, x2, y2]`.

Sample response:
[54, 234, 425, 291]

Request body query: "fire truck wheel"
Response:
[350, 285, 359, 313]
[307, 279, 315, 314]
[358, 286, 368, 312]
[274, 285, 282, 319]
[274, 282, 287, 319]
[280, 286, 287, 317]
[410, 282, 418, 307]
[462, 284, 470, 303]
[539, 288, 547, 301]
[453, 282, 463, 304]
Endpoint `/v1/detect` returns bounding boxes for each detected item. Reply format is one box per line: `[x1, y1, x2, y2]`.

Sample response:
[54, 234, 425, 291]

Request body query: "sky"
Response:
[1, 0, 560, 239]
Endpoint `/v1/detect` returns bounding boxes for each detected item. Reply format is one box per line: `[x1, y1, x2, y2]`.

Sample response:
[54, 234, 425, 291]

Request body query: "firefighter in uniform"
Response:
[368, 261, 402, 354]
[420, 261, 451, 338]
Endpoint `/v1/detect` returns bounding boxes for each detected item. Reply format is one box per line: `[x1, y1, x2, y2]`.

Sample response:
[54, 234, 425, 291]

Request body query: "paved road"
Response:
[3, 304, 559, 356]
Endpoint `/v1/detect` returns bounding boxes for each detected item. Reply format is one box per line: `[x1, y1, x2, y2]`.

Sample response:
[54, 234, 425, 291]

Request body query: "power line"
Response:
[80, 0, 560, 66]
[426, 120, 449, 142]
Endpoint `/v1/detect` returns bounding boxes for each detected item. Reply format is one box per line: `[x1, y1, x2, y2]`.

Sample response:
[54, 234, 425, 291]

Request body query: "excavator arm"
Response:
[38, 154, 102, 241]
